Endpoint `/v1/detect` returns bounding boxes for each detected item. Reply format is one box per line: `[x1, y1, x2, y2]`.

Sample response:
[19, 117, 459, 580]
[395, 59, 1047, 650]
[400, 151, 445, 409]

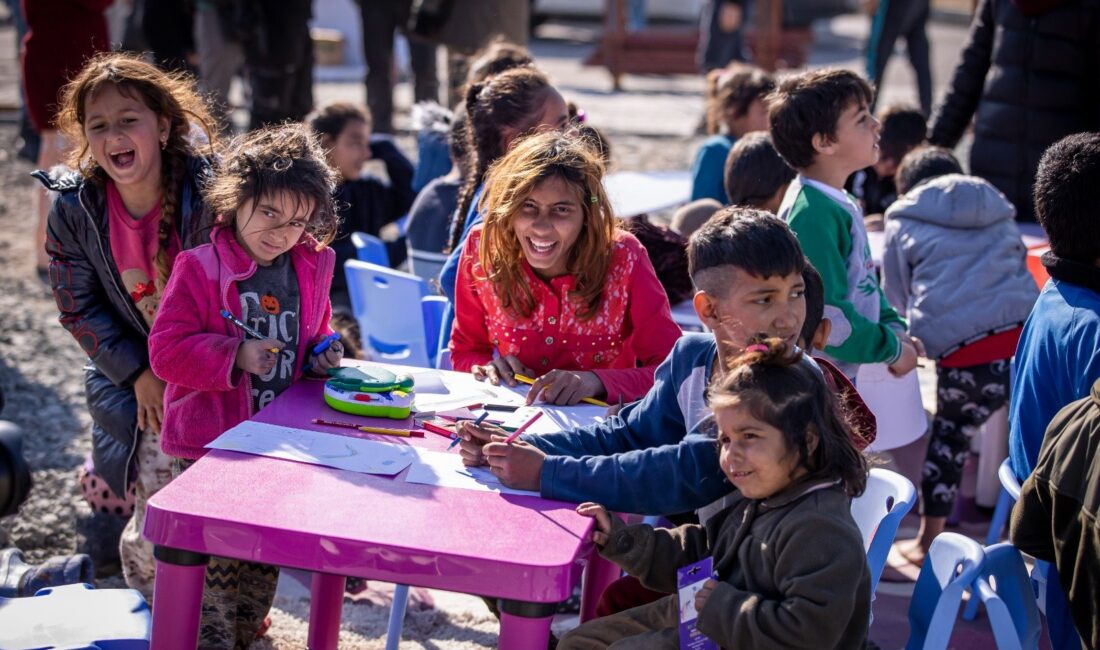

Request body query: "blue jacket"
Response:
[1009, 253, 1100, 481]
[690, 134, 733, 203]
[522, 333, 729, 515]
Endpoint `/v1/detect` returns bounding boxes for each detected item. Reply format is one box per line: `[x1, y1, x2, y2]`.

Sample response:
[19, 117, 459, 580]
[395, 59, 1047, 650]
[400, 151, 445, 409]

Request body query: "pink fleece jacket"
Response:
[149, 227, 335, 459]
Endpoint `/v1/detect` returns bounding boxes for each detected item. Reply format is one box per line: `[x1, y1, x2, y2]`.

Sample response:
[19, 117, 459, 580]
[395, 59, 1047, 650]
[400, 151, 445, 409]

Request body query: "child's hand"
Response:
[527, 370, 605, 406]
[471, 355, 533, 387]
[888, 339, 918, 377]
[482, 435, 546, 491]
[236, 339, 285, 376]
[576, 502, 613, 546]
[909, 335, 927, 358]
[133, 368, 166, 434]
[456, 420, 504, 466]
[694, 579, 718, 613]
[308, 339, 344, 375]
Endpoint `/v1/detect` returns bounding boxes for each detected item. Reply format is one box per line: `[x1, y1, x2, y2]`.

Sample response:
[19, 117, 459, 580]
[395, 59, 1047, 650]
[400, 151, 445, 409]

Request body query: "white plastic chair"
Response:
[850, 468, 917, 593]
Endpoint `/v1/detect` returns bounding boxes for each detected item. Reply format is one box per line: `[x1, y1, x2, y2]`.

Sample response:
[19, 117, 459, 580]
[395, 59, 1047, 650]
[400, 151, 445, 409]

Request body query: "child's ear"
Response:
[693, 290, 720, 329]
[805, 425, 820, 457]
[811, 318, 832, 353]
[811, 132, 836, 156]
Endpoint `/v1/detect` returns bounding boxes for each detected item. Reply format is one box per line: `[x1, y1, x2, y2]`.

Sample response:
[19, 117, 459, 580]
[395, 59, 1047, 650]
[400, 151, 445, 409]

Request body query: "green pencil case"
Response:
[323, 366, 415, 419]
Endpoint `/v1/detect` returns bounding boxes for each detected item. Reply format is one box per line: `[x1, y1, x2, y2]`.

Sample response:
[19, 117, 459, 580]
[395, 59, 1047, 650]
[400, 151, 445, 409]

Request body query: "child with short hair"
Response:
[847, 104, 926, 220]
[39, 52, 218, 598]
[558, 340, 871, 650]
[769, 68, 919, 381]
[307, 102, 414, 308]
[1007, 133, 1100, 648]
[149, 123, 343, 647]
[450, 130, 680, 404]
[691, 64, 775, 203]
[883, 145, 1038, 565]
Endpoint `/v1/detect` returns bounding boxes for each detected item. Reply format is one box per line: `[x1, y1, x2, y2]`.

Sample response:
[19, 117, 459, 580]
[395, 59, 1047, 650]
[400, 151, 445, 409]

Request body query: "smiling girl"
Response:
[449, 131, 681, 405]
[149, 123, 342, 646]
[37, 52, 217, 599]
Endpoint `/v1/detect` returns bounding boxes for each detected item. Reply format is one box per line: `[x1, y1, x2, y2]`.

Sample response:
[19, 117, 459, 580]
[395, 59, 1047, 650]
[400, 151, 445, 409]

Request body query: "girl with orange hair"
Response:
[449, 131, 681, 405]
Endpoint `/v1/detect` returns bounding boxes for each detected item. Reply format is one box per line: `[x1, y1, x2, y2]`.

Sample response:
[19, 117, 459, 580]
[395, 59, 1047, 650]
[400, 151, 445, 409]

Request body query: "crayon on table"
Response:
[503, 411, 543, 444]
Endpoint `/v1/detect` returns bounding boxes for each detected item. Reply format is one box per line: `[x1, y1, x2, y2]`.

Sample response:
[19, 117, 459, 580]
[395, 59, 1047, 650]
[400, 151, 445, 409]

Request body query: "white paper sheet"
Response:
[207, 420, 416, 475]
[490, 403, 605, 435]
[856, 363, 929, 452]
[404, 449, 540, 497]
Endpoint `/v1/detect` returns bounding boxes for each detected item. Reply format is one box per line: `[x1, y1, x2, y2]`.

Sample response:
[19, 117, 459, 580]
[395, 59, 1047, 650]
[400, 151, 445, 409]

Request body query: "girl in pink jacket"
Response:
[148, 123, 343, 647]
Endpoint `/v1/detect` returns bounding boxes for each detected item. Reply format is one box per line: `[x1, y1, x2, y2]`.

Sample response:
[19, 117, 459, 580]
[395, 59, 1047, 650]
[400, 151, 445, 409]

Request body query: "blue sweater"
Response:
[690, 134, 734, 203]
[521, 333, 731, 515]
[1009, 270, 1100, 481]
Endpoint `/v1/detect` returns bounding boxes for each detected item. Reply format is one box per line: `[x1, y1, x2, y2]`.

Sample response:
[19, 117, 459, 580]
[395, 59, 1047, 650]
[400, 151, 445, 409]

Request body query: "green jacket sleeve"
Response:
[599, 520, 712, 594]
[787, 194, 902, 364]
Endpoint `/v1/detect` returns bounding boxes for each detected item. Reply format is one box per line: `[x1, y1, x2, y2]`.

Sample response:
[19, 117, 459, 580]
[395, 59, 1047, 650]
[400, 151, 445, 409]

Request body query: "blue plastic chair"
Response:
[421, 296, 449, 369]
[0, 583, 150, 649]
[975, 544, 1042, 650]
[906, 532, 986, 650]
[850, 468, 917, 593]
[345, 260, 436, 368]
[351, 231, 391, 267]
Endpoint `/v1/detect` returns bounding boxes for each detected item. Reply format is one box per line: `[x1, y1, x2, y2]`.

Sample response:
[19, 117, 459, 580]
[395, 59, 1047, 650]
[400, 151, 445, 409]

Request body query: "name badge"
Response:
[677, 556, 718, 650]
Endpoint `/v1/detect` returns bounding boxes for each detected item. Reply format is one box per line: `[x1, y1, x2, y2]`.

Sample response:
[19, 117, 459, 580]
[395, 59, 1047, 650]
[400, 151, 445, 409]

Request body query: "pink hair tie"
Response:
[745, 344, 768, 353]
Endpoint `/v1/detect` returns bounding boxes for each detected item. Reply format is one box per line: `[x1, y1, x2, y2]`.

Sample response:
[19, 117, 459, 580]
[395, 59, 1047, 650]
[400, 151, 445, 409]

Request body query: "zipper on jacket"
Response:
[78, 187, 150, 337]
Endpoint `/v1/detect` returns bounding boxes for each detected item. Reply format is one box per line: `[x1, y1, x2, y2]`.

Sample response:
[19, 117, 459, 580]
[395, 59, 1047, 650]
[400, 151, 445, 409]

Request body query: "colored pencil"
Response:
[512, 373, 610, 408]
[503, 411, 542, 444]
[220, 309, 279, 353]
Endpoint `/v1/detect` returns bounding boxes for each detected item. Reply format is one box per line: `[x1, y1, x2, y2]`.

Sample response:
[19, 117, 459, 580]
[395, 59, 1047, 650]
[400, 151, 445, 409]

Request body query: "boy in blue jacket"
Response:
[457, 208, 873, 517]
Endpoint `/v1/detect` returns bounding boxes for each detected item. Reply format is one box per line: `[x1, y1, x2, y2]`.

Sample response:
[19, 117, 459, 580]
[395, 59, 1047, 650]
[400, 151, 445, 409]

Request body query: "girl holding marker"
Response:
[148, 123, 342, 647]
[38, 52, 218, 599]
[448, 130, 680, 405]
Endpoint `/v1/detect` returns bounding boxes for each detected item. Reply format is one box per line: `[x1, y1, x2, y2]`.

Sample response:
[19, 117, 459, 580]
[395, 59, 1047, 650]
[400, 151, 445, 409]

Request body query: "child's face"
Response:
[328, 119, 371, 181]
[728, 99, 769, 138]
[822, 100, 881, 174]
[715, 401, 806, 499]
[83, 85, 169, 192]
[695, 268, 806, 363]
[234, 191, 313, 266]
[500, 88, 570, 152]
[511, 175, 584, 279]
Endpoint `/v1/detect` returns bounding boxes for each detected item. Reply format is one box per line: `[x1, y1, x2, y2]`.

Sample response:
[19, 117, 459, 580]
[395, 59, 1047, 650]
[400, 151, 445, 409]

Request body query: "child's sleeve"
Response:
[789, 204, 902, 365]
[1009, 472, 1057, 564]
[45, 199, 148, 387]
[447, 235, 495, 371]
[600, 520, 713, 594]
[695, 512, 867, 649]
[590, 245, 682, 402]
[148, 254, 242, 392]
[881, 220, 912, 316]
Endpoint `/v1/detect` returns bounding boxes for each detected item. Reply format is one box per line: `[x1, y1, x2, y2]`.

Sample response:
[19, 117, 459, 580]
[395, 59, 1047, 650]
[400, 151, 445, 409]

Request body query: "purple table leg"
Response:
[580, 550, 620, 622]
[308, 572, 346, 649]
[498, 601, 556, 650]
[150, 546, 209, 650]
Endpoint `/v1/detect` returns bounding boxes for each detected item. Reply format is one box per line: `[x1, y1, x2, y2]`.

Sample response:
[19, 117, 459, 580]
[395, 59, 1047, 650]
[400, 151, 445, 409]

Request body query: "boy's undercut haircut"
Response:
[688, 207, 806, 295]
[723, 131, 796, 207]
[1034, 132, 1100, 263]
[767, 68, 874, 170]
[877, 105, 927, 163]
[895, 145, 963, 194]
[799, 262, 824, 348]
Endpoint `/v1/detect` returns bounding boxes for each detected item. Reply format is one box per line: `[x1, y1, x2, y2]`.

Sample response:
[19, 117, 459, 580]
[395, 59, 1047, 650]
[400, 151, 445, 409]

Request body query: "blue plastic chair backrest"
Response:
[351, 231, 391, 267]
[421, 296, 449, 368]
[906, 533, 985, 650]
[999, 458, 1021, 501]
[850, 468, 917, 593]
[0, 583, 150, 649]
[344, 260, 434, 367]
[975, 543, 1041, 650]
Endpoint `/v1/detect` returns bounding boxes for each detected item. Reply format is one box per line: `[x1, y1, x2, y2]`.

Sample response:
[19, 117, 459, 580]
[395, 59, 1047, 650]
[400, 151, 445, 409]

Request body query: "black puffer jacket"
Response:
[33, 157, 212, 496]
[928, 0, 1100, 222]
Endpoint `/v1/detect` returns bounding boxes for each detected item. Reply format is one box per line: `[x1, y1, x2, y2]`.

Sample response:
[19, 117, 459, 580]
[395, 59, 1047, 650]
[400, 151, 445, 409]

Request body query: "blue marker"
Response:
[448, 411, 488, 450]
[302, 333, 342, 374]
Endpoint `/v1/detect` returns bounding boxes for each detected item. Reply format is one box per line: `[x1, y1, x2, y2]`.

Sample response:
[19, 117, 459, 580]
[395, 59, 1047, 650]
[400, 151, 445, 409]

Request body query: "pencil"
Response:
[220, 309, 280, 354]
[503, 411, 542, 444]
[358, 425, 413, 438]
[513, 373, 610, 408]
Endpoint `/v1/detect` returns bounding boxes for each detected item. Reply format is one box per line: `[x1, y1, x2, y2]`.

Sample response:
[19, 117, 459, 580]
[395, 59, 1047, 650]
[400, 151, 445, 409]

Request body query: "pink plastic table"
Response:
[143, 376, 619, 649]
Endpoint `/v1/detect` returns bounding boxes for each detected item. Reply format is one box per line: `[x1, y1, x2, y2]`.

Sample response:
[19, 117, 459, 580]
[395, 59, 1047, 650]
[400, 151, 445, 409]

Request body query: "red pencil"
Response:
[503, 411, 542, 444]
[420, 420, 456, 439]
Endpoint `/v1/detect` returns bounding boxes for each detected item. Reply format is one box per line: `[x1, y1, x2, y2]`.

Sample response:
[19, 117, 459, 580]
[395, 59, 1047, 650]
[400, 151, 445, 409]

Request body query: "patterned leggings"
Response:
[172, 458, 279, 650]
[920, 360, 1011, 517]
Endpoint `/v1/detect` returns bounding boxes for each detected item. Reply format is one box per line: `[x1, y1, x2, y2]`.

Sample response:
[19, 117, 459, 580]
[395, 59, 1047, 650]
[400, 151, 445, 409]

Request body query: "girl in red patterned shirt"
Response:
[450, 131, 681, 405]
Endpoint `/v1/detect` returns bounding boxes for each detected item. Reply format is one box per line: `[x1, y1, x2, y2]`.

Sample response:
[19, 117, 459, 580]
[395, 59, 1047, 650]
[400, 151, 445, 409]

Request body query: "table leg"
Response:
[150, 545, 209, 650]
[498, 600, 557, 650]
[308, 571, 346, 649]
[580, 549, 620, 622]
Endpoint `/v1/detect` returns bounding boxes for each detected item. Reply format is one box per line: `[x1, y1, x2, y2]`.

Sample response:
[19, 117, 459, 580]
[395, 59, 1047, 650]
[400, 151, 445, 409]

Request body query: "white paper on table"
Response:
[490, 402, 605, 435]
[207, 421, 416, 475]
[409, 369, 449, 394]
[411, 372, 527, 413]
[405, 449, 541, 497]
[856, 363, 928, 452]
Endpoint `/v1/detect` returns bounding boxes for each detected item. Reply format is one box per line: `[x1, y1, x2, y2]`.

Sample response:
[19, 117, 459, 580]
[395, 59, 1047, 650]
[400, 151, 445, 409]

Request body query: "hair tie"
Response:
[745, 343, 768, 353]
[589, 195, 598, 204]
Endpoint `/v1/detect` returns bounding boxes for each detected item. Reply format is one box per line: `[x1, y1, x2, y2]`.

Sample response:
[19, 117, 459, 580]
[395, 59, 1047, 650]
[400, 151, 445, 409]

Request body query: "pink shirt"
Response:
[106, 181, 180, 327]
[450, 226, 682, 402]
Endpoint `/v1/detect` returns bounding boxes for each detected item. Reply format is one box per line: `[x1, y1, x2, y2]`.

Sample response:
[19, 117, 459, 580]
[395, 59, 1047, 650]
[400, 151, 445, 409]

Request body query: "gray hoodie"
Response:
[883, 174, 1039, 360]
